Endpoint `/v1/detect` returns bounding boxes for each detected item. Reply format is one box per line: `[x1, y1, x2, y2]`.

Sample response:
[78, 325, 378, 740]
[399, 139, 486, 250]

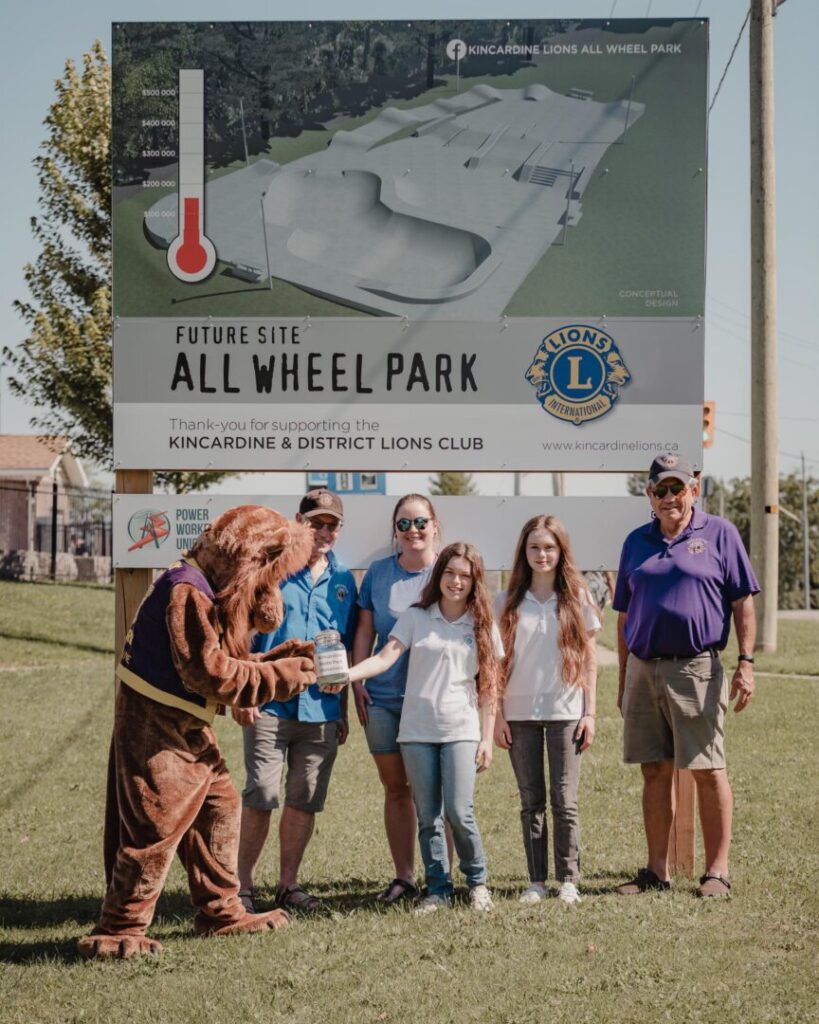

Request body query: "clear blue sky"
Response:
[0, 0, 816, 493]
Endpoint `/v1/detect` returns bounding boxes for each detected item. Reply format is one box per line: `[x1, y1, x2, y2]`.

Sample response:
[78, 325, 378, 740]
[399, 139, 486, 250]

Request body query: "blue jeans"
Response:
[400, 741, 488, 895]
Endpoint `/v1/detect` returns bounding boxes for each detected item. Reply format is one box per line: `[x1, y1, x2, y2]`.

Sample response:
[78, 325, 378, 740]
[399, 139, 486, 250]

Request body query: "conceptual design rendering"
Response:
[145, 83, 645, 318]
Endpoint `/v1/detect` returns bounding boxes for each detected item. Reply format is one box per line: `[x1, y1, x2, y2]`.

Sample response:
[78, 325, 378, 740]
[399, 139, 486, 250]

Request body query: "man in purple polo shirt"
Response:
[613, 453, 759, 899]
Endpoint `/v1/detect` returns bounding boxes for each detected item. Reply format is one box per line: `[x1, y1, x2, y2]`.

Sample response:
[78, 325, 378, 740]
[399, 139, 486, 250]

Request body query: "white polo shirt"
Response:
[390, 604, 503, 743]
[495, 590, 600, 722]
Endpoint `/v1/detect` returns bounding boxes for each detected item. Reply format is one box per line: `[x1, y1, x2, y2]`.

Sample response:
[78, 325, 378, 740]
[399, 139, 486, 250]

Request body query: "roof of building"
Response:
[0, 435, 89, 487]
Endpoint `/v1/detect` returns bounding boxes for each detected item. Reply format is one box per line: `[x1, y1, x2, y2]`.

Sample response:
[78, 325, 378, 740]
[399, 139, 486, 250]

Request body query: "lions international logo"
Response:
[335, 584, 349, 603]
[127, 509, 171, 552]
[525, 324, 631, 425]
[687, 539, 707, 555]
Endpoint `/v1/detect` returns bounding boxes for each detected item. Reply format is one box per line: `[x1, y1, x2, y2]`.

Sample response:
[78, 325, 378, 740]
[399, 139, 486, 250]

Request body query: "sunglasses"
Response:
[308, 517, 341, 532]
[395, 516, 431, 533]
[651, 481, 687, 498]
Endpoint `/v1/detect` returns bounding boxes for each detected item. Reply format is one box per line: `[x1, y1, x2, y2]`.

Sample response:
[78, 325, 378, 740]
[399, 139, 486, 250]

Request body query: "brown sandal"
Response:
[696, 873, 731, 898]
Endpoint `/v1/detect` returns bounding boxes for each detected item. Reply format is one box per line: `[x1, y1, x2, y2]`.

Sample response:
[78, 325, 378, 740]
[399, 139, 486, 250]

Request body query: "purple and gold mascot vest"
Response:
[116, 559, 218, 722]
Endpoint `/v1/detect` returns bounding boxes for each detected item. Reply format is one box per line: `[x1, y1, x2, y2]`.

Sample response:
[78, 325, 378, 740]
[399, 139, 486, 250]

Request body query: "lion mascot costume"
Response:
[78, 505, 316, 959]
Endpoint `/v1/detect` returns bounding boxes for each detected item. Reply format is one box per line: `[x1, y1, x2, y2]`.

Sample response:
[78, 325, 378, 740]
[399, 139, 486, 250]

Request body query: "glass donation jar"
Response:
[314, 629, 350, 690]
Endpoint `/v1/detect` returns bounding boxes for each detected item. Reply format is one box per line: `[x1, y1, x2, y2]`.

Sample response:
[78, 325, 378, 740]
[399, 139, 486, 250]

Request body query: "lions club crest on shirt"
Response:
[525, 324, 631, 425]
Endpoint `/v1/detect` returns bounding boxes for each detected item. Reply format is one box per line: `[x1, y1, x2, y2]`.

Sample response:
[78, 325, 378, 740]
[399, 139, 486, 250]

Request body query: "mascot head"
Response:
[190, 505, 313, 657]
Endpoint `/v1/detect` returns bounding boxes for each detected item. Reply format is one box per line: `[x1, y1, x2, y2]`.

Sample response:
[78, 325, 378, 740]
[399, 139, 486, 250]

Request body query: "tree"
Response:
[429, 472, 477, 496]
[5, 42, 228, 492]
[720, 473, 818, 610]
[627, 472, 648, 496]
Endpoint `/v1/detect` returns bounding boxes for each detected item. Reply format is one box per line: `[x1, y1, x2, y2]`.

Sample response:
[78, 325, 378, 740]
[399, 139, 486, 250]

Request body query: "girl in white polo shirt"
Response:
[348, 542, 501, 914]
[495, 516, 600, 906]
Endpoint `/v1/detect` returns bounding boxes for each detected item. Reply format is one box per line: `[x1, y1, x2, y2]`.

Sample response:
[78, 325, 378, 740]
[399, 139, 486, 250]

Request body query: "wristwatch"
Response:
[737, 654, 755, 664]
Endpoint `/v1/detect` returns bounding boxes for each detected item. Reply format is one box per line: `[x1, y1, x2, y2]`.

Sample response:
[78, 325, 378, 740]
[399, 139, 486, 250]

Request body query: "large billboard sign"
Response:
[112, 18, 707, 471]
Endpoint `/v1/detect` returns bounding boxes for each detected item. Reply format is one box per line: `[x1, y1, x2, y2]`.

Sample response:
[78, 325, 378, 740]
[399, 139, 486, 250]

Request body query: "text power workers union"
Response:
[167, 70, 217, 283]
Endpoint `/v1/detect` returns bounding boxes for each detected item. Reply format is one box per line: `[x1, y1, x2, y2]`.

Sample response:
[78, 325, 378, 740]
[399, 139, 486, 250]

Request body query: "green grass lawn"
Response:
[597, 608, 819, 678]
[1, 580, 816, 1023]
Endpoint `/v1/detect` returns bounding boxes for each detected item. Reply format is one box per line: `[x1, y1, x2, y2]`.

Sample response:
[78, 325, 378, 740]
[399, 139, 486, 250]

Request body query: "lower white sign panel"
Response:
[113, 494, 649, 571]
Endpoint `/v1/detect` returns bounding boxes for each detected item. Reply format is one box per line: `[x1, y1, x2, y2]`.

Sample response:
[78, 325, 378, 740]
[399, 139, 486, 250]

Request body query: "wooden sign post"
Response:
[669, 768, 696, 878]
[113, 470, 153, 661]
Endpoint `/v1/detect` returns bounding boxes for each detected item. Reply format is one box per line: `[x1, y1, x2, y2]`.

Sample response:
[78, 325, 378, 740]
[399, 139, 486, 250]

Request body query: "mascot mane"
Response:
[191, 505, 313, 658]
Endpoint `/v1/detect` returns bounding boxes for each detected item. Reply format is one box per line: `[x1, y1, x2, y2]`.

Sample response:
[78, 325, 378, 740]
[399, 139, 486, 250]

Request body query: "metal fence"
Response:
[0, 479, 112, 582]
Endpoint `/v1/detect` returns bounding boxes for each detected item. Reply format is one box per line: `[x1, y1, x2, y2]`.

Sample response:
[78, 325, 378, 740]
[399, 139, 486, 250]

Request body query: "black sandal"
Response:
[276, 884, 321, 912]
[375, 878, 418, 906]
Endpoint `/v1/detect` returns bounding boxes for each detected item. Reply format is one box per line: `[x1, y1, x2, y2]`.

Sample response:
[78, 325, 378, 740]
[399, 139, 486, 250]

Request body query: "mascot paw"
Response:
[193, 908, 291, 936]
[76, 932, 163, 959]
[263, 638, 315, 661]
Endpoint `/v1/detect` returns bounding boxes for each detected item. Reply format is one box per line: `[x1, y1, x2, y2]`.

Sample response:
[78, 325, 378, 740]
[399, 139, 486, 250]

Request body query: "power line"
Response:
[707, 295, 817, 350]
[707, 309, 819, 359]
[717, 426, 819, 467]
[705, 316, 819, 372]
[709, 7, 751, 113]
[720, 411, 819, 423]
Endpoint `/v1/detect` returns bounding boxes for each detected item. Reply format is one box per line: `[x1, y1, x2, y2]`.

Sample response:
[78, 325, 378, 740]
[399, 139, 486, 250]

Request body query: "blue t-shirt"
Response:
[253, 550, 357, 722]
[613, 509, 759, 659]
[356, 554, 433, 710]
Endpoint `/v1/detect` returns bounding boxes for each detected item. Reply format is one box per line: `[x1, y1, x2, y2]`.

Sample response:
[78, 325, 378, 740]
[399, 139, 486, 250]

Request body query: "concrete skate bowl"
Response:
[264, 169, 498, 304]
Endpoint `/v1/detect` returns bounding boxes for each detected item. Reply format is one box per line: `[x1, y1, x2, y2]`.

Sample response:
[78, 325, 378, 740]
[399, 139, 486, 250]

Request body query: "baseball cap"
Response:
[648, 453, 696, 486]
[299, 489, 344, 522]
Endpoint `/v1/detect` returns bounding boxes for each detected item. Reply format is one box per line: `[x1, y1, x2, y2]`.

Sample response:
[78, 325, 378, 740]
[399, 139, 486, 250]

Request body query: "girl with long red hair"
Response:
[349, 542, 501, 914]
[495, 516, 600, 905]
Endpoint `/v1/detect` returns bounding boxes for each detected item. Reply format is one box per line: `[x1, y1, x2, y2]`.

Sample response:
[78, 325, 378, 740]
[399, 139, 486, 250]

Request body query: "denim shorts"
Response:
[364, 704, 402, 755]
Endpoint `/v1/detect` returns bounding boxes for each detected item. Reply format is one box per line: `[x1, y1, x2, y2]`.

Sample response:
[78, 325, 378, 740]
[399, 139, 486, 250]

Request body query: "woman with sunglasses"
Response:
[495, 516, 600, 906]
[352, 494, 440, 906]
[349, 542, 501, 913]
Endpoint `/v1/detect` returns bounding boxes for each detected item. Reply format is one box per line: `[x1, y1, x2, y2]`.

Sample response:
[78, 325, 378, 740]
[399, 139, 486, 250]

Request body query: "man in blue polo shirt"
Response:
[233, 489, 357, 913]
[613, 453, 759, 899]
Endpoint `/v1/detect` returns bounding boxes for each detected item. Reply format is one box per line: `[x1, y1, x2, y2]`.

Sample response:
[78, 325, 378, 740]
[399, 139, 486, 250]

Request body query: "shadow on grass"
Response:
[250, 877, 412, 916]
[0, 938, 83, 964]
[0, 891, 202, 965]
[0, 628, 114, 657]
[490, 869, 642, 899]
[0, 884, 407, 964]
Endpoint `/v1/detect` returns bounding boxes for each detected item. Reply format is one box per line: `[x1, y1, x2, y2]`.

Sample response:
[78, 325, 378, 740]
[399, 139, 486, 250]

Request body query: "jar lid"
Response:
[315, 629, 342, 644]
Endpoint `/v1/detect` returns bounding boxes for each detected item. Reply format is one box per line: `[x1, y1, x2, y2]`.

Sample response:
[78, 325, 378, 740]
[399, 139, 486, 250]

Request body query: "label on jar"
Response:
[316, 648, 349, 680]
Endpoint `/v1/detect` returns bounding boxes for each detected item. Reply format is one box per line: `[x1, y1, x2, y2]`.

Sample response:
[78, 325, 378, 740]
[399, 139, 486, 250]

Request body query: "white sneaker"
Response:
[414, 894, 450, 915]
[519, 882, 548, 905]
[557, 882, 581, 905]
[469, 884, 494, 912]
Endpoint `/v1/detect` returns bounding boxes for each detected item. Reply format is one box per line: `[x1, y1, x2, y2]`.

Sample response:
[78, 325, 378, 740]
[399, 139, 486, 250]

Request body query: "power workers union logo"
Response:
[127, 509, 171, 552]
[525, 324, 631, 425]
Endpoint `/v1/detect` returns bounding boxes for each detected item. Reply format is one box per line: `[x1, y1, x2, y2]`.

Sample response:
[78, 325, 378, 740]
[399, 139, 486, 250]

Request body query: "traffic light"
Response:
[702, 400, 716, 449]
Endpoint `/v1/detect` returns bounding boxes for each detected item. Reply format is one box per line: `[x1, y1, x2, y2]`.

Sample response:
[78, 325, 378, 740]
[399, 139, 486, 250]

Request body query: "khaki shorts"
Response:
[622, 652, 728, 769]
[241, 715, 339, 813]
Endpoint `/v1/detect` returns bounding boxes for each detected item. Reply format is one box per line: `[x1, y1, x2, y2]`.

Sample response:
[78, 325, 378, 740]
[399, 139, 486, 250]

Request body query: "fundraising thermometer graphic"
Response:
[167, 70, 217, 282]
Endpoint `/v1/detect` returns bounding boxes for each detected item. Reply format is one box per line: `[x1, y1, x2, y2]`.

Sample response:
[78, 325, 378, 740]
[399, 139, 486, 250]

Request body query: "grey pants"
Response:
[507, 720, 582, 884]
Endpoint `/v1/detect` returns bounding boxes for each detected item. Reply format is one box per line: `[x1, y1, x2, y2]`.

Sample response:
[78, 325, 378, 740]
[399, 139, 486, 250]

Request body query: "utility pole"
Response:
[749, 0, 779, 650]
[802, 453, 811, 611]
